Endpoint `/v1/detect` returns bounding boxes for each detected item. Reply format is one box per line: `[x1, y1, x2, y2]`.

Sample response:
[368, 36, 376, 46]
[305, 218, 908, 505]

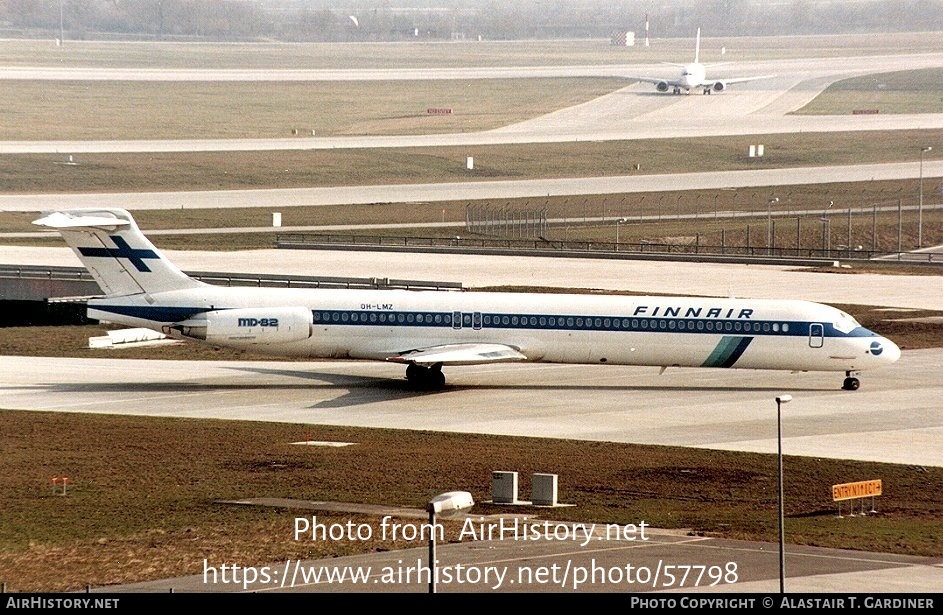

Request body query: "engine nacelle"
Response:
[656, 81, 669, 92]
[712, 81, 727, 92]
[164, 306, 313, 345]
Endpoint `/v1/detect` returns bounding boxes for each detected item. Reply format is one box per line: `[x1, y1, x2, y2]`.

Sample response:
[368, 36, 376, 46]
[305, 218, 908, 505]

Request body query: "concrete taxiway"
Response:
[2, 348, 940, 468]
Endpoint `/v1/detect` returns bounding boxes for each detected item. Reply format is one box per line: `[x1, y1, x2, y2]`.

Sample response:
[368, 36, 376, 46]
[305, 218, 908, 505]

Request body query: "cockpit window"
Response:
[833, 311, 860, 334]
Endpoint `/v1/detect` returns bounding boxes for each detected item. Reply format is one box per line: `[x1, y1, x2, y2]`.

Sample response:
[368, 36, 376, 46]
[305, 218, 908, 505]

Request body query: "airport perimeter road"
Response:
[2, 348, 940, 468]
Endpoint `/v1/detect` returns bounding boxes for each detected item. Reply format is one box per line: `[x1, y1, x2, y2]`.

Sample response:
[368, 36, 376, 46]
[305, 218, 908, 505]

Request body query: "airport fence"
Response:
[274, 233, 941, 265]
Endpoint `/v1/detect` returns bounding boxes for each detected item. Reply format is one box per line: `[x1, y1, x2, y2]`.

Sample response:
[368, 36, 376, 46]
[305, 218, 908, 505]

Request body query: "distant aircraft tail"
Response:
[694, 27, 701, 63]
[33, 208, 204, 297]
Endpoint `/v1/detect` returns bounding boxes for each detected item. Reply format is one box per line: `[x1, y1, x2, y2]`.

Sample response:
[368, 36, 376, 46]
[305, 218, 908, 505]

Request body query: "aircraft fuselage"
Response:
[88, 286, 899, 375]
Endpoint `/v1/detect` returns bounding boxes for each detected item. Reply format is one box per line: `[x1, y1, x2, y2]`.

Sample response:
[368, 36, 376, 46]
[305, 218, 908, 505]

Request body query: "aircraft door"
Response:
[472, 312, 482, 330]
[452, 311, 462, 330]
[809, 323, 824, 348]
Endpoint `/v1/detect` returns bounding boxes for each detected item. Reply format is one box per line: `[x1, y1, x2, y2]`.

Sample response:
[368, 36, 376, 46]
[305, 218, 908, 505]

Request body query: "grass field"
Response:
[0, 131, 941, 196]
[0, 77, 626, 140]
[793, 68, 943, 115]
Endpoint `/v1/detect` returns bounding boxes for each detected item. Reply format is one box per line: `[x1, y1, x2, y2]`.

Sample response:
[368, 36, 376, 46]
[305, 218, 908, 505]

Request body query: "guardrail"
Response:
[275, 234, 942, 266]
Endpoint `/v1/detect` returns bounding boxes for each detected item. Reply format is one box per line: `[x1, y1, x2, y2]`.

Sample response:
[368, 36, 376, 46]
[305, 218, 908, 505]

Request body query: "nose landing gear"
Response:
[842, 371, 860, 391]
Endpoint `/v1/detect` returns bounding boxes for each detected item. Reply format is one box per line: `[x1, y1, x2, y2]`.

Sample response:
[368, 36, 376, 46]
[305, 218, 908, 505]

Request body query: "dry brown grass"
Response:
[0, 131, 939, 196]
[0, 78, 624, 140]
[1, 411, 941, 593]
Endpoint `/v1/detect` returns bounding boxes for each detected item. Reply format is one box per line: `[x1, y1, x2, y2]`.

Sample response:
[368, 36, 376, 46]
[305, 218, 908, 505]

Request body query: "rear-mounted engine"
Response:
[163, 306, 313, 345]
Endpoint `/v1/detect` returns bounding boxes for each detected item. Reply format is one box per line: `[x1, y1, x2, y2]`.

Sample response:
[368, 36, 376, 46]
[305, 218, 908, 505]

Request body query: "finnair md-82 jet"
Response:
[35, 209, 899, 391]
[629, 28, 774, 95]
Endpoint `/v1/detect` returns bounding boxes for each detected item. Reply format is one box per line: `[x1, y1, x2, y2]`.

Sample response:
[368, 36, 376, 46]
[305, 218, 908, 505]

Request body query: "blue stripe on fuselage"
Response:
[89, 305, 208, 323]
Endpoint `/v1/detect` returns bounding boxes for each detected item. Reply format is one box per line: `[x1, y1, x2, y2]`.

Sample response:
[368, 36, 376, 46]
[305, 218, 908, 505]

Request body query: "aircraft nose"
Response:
[869, 336, 901, 365]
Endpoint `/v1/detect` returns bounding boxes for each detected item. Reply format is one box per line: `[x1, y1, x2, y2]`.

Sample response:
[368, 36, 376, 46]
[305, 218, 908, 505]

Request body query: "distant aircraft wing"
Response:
[387, 343, 528, 366]
[626, 76, 684, 87]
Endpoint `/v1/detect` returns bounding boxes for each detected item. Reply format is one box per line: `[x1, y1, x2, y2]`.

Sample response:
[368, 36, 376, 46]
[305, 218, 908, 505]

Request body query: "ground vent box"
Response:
[492, 471, 519, 504]
[532, 473, 558, 506]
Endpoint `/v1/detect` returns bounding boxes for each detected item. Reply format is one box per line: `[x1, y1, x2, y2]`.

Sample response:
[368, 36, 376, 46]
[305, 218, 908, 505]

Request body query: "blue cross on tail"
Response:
[78, 235, 160, 272]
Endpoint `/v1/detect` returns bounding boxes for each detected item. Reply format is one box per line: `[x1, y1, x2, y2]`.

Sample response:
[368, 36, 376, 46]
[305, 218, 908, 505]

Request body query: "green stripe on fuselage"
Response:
[702, 336, 752, 368]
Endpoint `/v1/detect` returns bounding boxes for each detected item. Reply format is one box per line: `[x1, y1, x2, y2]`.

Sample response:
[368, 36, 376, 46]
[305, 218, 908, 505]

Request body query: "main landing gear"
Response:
[405, 362, 446, 390]
[842, 371, 860, 391]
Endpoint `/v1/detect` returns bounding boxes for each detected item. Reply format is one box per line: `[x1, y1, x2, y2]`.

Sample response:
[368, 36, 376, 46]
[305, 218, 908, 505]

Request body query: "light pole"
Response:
[767, 198, 779, 255]
[426, 491, 474, 593]
[776, 394, 792, 594]
[919, 146, 932, 249]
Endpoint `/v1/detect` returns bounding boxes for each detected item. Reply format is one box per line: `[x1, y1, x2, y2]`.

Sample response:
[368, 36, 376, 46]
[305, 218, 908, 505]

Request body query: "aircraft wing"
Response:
[627, 76, 684, 87]
[387, 343, 528, 366]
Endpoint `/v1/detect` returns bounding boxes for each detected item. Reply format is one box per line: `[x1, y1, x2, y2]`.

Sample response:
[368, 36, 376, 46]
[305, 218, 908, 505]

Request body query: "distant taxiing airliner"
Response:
[36, 209, 899, 391]
[629, 28, 774, 95]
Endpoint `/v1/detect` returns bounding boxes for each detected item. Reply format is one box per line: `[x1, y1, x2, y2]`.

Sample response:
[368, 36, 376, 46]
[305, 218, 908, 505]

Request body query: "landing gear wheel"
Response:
[842, 377, 860, 391]
[404, 363, 446, 391]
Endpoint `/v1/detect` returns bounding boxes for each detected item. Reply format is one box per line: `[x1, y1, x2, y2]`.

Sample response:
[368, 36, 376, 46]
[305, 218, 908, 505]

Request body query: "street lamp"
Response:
[919, 146, 932, 249]
[426, 491, 474, 593]
[775, 394, 792, 594]
[767, 198, 779, 255]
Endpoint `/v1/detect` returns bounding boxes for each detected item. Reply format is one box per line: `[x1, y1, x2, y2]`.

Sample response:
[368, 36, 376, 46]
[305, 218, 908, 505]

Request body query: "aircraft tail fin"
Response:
[33, 208, 205, 297]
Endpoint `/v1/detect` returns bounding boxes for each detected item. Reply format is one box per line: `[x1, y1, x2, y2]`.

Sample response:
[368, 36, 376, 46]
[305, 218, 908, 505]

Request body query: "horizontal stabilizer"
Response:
[33, 211, 131, 231]
[388, 343, 527, 366]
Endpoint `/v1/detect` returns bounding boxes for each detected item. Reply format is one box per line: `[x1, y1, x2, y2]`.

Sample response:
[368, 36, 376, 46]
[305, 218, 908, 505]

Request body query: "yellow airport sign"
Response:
[832, 479, 882, 501]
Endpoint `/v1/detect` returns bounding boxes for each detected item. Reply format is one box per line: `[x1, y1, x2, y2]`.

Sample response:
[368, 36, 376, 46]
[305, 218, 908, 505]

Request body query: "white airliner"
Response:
[630, 29, 774, 95]
[35, 208, 899, 391]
